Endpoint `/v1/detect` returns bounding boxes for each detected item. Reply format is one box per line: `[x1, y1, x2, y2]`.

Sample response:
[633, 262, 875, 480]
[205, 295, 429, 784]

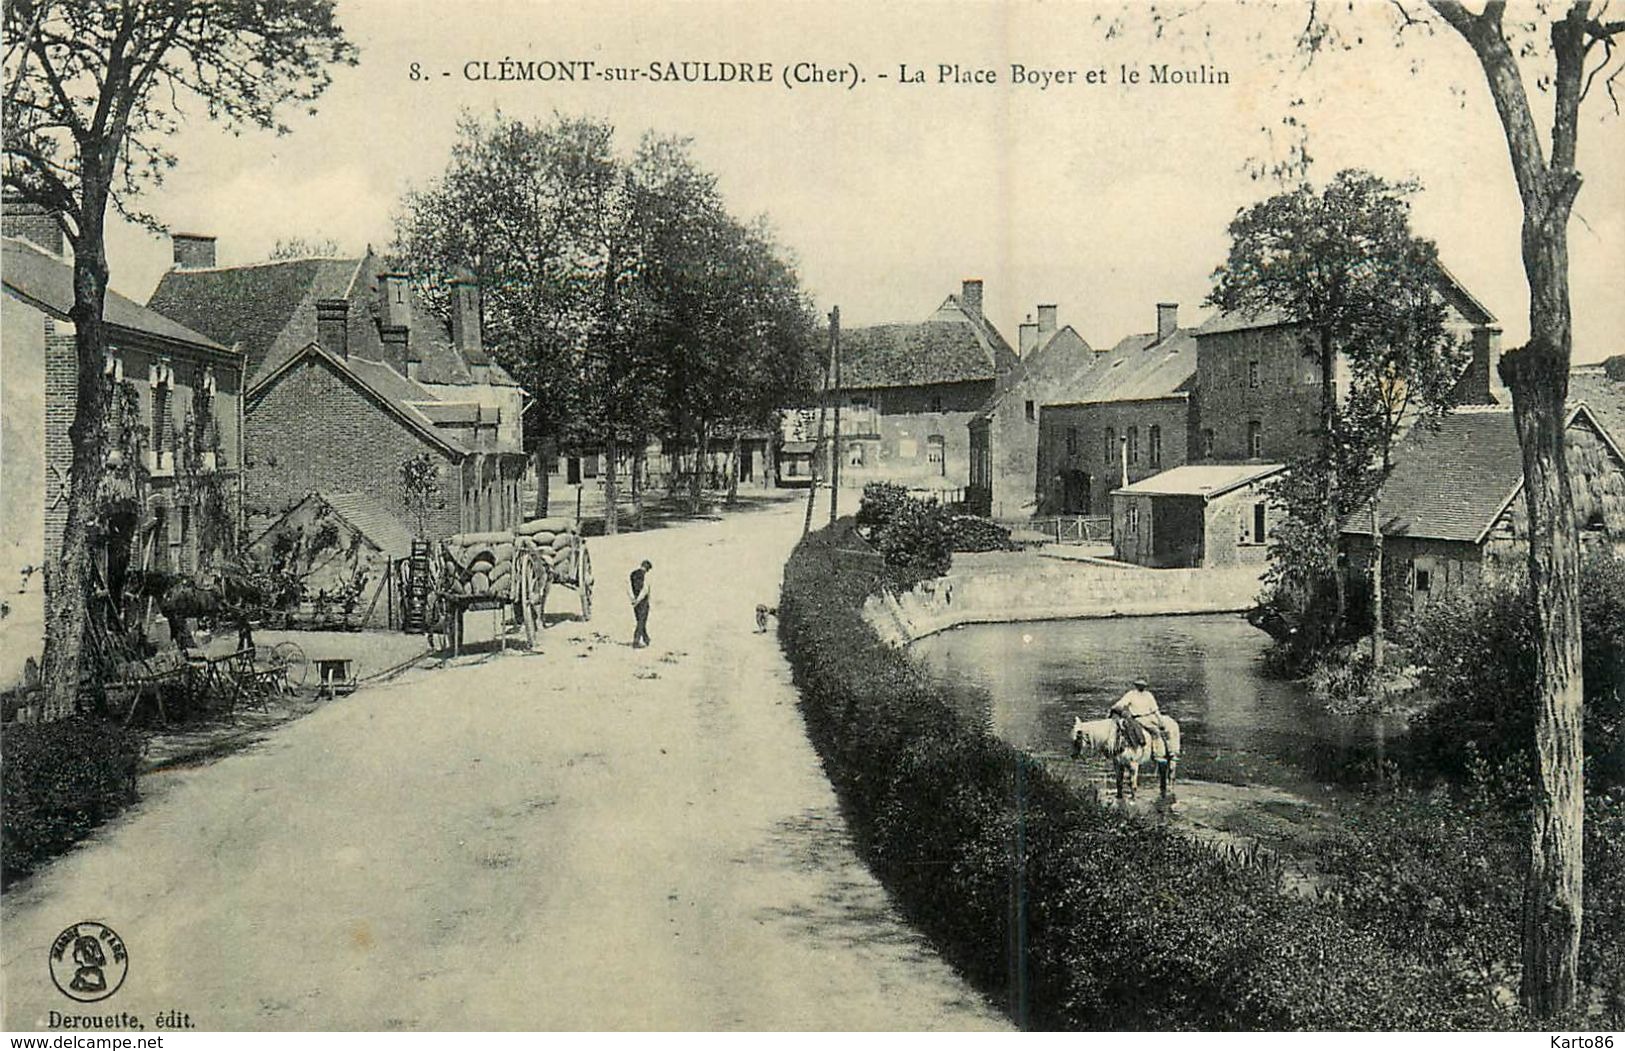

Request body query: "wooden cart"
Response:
[514, 517, 593, 625]
[429, 531, 551, 655]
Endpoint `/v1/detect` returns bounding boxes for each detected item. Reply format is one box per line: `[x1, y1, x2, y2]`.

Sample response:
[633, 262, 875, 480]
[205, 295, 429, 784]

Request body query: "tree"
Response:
[400, 453, 441, 538]
[1239, 0, 1625, 1015]
[3, 0, 356, 720]
[268, 235, 341, 260]
[1208, 170, 1460, 640]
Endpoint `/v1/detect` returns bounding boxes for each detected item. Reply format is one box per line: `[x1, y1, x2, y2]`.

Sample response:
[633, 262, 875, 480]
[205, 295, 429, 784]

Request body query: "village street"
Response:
[0, 494, 1006, 1031]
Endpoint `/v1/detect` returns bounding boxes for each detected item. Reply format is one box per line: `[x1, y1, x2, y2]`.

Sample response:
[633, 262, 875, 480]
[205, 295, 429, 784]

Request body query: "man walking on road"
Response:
[629, 559, 653, 648]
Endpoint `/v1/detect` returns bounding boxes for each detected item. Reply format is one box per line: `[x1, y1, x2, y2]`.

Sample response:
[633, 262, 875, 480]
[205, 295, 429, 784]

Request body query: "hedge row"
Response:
[2, 717, 144, 886]
[778, 520, 1506, 1030]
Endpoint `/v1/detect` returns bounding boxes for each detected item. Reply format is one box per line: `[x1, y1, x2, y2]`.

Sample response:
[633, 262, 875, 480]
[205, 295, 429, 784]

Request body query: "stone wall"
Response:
[862, 553, 1266, 646]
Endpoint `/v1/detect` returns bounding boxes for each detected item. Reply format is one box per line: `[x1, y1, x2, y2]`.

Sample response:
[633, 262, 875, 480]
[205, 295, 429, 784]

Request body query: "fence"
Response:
[1002, 515, 1112, 544]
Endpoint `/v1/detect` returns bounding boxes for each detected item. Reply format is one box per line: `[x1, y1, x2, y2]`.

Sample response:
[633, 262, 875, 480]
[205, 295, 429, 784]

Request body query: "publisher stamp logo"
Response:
[49, 922, 128, 1002]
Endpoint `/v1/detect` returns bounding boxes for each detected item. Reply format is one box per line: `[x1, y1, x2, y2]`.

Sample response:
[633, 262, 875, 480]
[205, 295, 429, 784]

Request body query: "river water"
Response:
[910, 614, 1406, 792]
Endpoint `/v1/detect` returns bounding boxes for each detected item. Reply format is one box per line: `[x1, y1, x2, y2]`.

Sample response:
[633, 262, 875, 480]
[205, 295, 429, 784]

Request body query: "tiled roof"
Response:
[1114, 462, 1285, 499]
[1194, 306, 1296, 336]
[3, 238, 231, 353]
[1342, 407, 1524, 543]
[319, 491, 415, 559]
[1047, 328, 1200, 408]
[1570, 367, 1625, 454]
[1197, 263, 1495, 336]
[147, 257, 355, 379]
[147, 250, 520, 389]
[840, 319, 1000, 389]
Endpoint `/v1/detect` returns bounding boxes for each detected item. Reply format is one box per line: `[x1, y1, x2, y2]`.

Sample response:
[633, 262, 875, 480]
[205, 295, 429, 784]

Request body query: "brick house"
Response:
[1192, 268, 1500, 463]
[967, 303, 1094, 517]
[829, 279, 1017, 500]
[1035, 304, 1199, 515]
[1341, 403, 1625, 617]
[2, 225, 244, 686]
[147, 240, 528, 540]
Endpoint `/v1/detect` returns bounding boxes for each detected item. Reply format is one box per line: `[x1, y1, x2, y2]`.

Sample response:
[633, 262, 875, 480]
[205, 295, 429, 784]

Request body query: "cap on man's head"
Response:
[1133, 677, 1149, 688]
[641, 560, 653, 570]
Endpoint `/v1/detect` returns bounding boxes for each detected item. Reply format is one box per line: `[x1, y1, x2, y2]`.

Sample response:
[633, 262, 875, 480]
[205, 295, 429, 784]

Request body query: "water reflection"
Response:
[910, 614, 1404, 791]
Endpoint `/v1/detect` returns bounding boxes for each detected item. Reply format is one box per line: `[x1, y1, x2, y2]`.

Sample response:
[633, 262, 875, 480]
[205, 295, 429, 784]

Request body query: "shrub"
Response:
[2, 717, 143, 885]
[779, 522, 1505, 1030]
[874, 498, 953, 579]
[1403, 552, 1625, 790]
[947, 514, 1015, 553]
[855, 481, 912, 534]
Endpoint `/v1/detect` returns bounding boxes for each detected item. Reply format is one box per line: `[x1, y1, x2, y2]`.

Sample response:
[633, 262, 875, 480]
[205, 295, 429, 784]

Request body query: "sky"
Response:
[99, 0, 1625, 363]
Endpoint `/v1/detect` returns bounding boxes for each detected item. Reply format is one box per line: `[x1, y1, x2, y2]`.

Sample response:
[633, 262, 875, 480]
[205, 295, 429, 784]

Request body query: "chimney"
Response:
[1463, 325, 1506, 405]
[1156, 302, 1179, 343]
[450, 269, 483, 360]
[1018, 316, 1039, 357]
[960, 279, 984, 320]
[1036, 304, 1058, 338]
[380, 323, 410, 377]
[172, 233, 217, 270]
[379, 272, 411, 329]
[2, 195, 65, 256]
[316, 298, 349, 359]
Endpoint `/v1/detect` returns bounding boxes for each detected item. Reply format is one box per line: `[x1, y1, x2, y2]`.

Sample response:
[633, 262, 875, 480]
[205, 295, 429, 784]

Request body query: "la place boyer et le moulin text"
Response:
[442, 58, 1232, 90]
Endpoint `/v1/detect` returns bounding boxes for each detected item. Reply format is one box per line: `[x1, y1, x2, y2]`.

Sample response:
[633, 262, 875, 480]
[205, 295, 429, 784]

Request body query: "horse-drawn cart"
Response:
[427, 519, 593, 655]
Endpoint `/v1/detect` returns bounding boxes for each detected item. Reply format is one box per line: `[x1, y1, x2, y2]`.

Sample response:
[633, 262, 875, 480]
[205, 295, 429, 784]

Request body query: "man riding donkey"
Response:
[1110, 676, 1169, 755]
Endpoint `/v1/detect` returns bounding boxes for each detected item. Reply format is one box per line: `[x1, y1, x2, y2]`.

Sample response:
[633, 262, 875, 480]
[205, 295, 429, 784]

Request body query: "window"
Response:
[1414, 563, 1432, 594]
[1127, 504, 1140, 533]
[1025, 400, 1036, 423]
[1248, 360, 1260, 389]
[927, 435, 946, 476]
[930, 394, 944, 413]
[1202, 428, 1215, 459]
[848, 396, 875, 435]
[1127, 426, 1139, 465]
[1066, 426, 1078, 457]
[1247, 420, 1263, 459]
[1252, 502, 1267, 544]
[1103, 427, 1116, 465]
[1149, 425, 1162, 468]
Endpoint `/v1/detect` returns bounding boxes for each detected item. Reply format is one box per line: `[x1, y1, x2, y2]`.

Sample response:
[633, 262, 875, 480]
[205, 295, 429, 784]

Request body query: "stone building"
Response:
[1341, 403, 1625, 617]
[1034, 304, 1199, 515]
[827, 279, 1017, 500]
[967, 303, 1094, 517]
[147, 240, 528, 540]
[1192, 269, 1500, 463]
[1110, 462, 1285, 569]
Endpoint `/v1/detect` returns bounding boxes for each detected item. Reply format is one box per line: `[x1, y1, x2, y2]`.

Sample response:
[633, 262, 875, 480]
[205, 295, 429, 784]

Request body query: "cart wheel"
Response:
[578, 548, 593, 621]
[517, 554, 539, 648]
[269, 640, 309, 692]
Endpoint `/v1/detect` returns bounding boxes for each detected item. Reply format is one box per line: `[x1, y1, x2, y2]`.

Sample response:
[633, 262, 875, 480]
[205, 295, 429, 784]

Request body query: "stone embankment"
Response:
[863, 550, 1265, 645]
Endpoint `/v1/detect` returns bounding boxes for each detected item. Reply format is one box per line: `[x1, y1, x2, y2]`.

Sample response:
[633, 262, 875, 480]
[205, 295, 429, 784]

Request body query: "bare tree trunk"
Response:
[1426, 0, 1589, 1016]
[631, 445, 645, 530]
[603, 436, 620, 536]
[1509, 238, 1584, 1020]
[40, 196, 113, 721]
[688, 424, 707, 515]
[727, 433, 741, 505]
[1370, 498, 1384, 668]
[534, 438, 553, 518]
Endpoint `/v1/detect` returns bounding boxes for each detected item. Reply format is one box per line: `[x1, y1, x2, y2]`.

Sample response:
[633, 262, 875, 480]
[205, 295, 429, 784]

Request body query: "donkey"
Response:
[1072, 715, 1182, 800]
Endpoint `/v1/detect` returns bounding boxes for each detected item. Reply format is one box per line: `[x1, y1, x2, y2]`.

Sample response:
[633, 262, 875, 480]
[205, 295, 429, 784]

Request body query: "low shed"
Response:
[1111, 463, 1284, 568]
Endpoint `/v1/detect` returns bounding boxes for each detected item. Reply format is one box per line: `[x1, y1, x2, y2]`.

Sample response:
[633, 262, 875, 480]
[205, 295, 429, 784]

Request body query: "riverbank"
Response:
[862, 548, 1265, 646]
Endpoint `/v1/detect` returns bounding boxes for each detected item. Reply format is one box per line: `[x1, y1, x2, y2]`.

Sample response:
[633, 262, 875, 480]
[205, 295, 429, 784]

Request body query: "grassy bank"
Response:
[778, 519, 1512, 1030]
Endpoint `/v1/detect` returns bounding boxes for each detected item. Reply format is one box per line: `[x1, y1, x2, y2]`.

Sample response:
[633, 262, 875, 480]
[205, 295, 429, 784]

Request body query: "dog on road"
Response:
[755, 604, 778, 633]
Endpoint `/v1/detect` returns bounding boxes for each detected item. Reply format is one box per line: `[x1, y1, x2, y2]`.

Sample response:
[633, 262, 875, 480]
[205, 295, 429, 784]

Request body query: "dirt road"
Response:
[1, 496, 1006, 1031]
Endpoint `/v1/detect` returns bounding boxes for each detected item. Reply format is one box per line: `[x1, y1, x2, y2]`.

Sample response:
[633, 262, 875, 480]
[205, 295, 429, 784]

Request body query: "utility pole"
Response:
[803, 307, 836, 536]
[1120, 434, 1129, 489]
[828, 306, 842, 524]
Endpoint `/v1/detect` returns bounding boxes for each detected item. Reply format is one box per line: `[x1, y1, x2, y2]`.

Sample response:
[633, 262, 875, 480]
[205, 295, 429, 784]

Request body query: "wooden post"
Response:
[828, 307, 842, 524]
[803, 308, 836, 536]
